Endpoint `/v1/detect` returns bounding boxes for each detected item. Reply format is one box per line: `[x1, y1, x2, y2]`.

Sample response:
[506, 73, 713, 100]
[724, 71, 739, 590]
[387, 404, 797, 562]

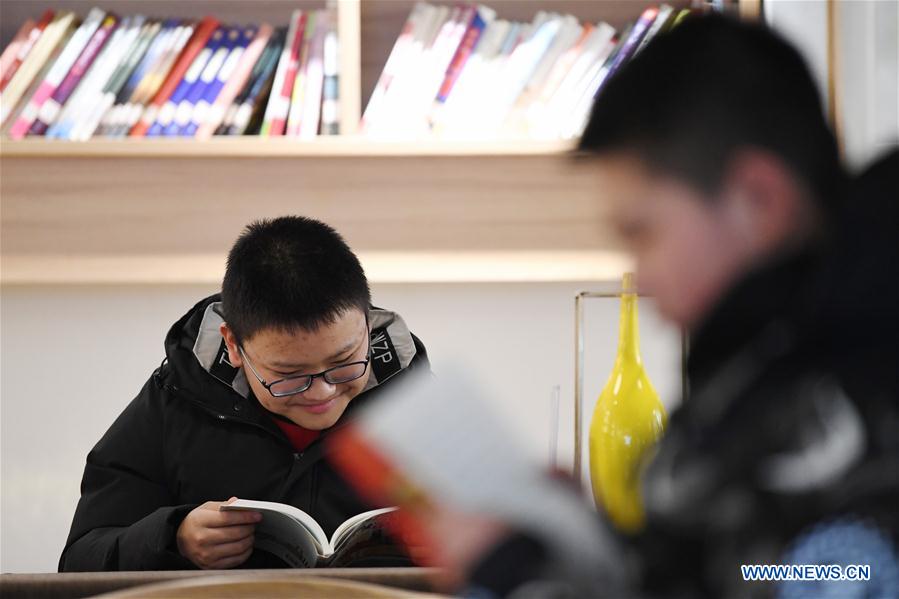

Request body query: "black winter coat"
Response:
[59, 294, 430, 571]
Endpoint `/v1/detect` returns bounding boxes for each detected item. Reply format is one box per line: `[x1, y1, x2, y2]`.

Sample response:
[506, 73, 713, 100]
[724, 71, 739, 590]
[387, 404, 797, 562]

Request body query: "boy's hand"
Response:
[176, 497, 261, 569]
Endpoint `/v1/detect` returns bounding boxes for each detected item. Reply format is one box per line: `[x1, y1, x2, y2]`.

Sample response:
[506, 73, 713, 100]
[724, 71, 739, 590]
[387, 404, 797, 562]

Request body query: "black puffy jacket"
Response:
[59, 294, 430, 571]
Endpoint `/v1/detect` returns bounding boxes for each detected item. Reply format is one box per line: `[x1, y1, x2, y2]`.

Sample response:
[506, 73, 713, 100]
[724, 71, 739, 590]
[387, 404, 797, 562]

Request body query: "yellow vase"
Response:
[589, 273, 667, 533]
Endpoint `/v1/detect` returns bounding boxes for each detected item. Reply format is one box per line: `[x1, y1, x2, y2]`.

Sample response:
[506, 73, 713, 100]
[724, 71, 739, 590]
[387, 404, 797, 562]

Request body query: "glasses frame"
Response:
[238, 335, 372, 398]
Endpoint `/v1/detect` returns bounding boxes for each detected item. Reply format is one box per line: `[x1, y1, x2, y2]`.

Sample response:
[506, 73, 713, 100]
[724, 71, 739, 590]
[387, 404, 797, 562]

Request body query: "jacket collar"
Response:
[679, 250, 825, 434]
[687, 250, 820, 389]
[163, 294, 422, 430]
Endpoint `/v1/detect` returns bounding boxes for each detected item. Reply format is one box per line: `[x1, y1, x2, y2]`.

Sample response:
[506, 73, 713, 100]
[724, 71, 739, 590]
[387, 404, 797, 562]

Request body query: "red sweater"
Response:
[272, 417, 320, 452]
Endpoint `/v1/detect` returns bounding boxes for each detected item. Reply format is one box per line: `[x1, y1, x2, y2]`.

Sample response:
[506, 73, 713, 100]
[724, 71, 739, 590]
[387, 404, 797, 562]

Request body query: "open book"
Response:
[221, 500, 407, 568]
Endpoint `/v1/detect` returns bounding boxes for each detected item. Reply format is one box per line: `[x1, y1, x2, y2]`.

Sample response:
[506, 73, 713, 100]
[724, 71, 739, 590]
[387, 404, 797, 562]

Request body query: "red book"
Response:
[266, 10, 306, 136]
[0, 10, 54, 93]
[129, 16, 219, 137]
[0, 18, 35, 81]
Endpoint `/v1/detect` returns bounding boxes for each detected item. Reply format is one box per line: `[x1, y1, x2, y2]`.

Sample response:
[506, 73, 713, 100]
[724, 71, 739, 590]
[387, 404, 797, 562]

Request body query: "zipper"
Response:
[309, 463, 320, 511]
[157, 375, 294, 450]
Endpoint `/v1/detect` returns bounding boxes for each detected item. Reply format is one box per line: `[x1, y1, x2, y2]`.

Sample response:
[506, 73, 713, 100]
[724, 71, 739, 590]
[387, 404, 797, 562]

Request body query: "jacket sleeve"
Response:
[59, 374, 197, 571]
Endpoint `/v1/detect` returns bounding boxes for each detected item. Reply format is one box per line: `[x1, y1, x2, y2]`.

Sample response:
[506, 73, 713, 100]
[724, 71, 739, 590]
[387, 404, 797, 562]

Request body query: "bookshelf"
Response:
[0, 137, 573, 157]
[0, 0, 758, 284]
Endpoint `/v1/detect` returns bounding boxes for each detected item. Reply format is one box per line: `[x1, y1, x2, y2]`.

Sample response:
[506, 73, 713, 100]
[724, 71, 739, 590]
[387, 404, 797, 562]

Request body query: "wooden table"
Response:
[0, 568, 442, 599]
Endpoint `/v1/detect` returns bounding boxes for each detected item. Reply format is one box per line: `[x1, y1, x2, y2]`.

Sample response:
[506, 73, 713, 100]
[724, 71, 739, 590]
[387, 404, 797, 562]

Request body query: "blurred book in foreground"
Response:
[328, 368, 620, 580]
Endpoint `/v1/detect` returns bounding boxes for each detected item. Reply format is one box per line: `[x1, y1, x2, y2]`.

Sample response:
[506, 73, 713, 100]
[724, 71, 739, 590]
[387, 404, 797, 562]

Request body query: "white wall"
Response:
[0, 282, 681, 573]
[766, 0, 899, 170]
[837, 0, 899, 170]
[765, 0, 831, 110]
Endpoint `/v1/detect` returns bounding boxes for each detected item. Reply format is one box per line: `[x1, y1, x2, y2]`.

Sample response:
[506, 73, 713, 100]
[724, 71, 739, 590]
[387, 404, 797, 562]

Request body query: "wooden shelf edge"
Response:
[0, 251, 632, 285]
[0, 137, 576, 158]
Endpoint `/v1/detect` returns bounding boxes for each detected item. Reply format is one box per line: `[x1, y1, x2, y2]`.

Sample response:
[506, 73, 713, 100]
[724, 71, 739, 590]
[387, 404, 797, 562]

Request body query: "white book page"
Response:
[330, 506, 397, 550]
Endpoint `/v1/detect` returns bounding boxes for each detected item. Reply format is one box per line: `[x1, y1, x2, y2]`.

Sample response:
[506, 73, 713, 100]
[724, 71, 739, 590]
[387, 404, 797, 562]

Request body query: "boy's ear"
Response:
[219, 323, 243, 368]
[721, 149, 808, 255]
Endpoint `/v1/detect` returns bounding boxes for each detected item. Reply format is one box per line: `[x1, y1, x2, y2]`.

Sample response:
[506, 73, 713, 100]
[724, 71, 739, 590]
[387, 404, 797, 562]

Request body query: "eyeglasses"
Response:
[238, 338, 371, 398]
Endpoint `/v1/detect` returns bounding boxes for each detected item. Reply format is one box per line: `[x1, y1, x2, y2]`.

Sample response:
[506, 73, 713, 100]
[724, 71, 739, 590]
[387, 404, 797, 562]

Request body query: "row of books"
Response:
[0, 7, 339, 139]
[362, 2, 689, 140]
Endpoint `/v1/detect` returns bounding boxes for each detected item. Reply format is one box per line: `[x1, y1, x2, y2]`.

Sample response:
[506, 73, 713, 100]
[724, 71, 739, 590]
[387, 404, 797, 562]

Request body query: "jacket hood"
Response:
[160, 293, 425, 422]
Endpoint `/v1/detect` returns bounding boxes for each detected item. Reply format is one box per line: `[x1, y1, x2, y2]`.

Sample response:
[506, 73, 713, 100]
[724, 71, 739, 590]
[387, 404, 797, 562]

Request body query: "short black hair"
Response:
[221, 216, 371, 342]
[578, 15, 846, 220]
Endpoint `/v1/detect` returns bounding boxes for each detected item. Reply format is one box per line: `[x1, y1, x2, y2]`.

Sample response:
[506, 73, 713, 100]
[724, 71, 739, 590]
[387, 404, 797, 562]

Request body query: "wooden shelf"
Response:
[1, 250, 631, 285]
[1, 144, 622, 285]
[0, 137, 575, 158]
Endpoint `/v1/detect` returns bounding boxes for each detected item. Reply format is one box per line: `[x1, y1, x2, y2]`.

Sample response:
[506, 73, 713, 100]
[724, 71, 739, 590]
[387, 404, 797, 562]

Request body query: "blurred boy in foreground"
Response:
[341, 16, 899, 598]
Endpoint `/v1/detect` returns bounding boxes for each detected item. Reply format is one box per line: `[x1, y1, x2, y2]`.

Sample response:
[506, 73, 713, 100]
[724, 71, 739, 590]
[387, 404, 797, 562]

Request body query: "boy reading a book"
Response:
[59, 216, 430, 571]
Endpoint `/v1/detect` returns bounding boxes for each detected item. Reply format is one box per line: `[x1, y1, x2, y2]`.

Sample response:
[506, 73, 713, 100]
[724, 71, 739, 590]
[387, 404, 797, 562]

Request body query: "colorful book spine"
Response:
[241, 64, 278, 135]
[261, 9, 305, 136]
[47, 15, 140, 139]
[184, 26, 255, 137]
[298, 14, 326, 140]
[9, 8, 106, 139]
[491, 17, 562, 122]
[672, 9, 691, 27]
[214, 32, 278, 135]
[548, 23, 614, 111]
[95, 18, 177, 137]
[220, 28, 284, 135]
[428, 5, 494, 131]
[319, 16, 339, 136]
[535, 22, 593, 106]
[0, 18, 37, 87]
[523, 21, 593, 138]
[198, 23, 272, 139]
[562, 26, 626, 138]
[285, 11, 318, 137]
[72, 19, 160, 141]
[501, 15, 582, 138]
[1, 11, 77, 126]
[435, 6, 493, 104]
[29, 13, 118, 137]
[523, 15, 582, 98]
[434, 18, 509, 136]
[167, 26, 234, 136]
[113, 21, 194, 137]
[594, 7, 658, 95]
[416, 5, 464, 116]
[2, 25, 76, 135]
[635, 4, 676, 56]
[360, 3, 430, 133]
[147, 25, 223, 137]
[369, 4, 451, 138]
[227, 30, 284, 135]
[0, 10, 54, 93]
[163, 26, 230, 136]
[130, 16, 219, 137]
[173, 27, 244, 137]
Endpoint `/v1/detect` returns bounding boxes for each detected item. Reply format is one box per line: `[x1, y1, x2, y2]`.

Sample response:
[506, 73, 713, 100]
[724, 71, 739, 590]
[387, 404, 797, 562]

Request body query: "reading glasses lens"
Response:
[269, 363, 367, 396]
[270, 378, 313, 395]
